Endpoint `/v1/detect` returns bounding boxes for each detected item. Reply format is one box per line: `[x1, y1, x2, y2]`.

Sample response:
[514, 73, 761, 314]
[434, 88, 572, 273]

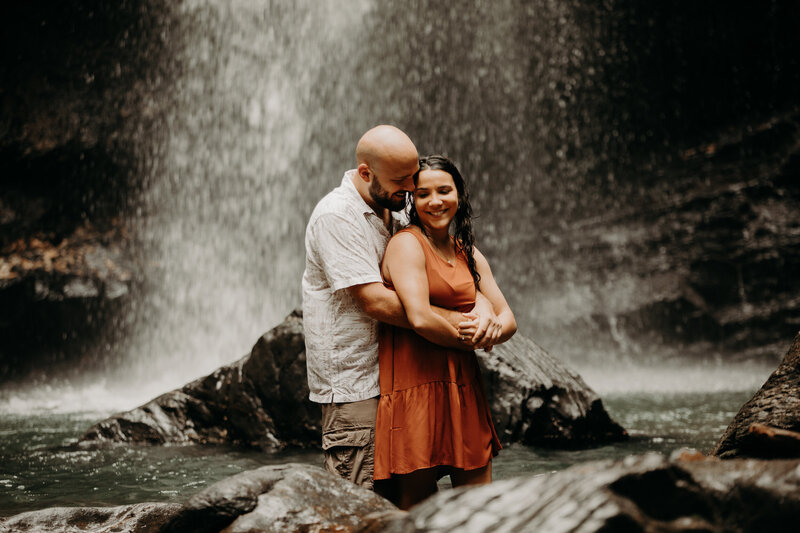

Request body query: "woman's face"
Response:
[414, 169, 459, 233]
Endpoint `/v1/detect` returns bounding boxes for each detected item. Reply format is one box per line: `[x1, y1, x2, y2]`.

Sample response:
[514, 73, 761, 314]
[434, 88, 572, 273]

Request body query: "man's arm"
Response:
[348, 282, 465, 332]
[308, 211, 410, 329]
[348, 282, 409, 328]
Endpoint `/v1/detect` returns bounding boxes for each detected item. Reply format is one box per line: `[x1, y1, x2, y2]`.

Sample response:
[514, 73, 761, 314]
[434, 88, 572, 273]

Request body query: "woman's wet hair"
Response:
[409, 155, 481, 289]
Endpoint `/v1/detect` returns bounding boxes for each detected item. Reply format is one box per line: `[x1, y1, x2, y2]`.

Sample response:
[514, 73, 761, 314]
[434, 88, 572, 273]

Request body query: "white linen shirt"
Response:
[302, 170, 405, 403]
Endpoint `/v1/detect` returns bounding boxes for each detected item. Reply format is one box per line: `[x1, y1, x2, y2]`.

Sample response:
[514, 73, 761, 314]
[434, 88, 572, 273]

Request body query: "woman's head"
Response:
[410, 155, 480, 288]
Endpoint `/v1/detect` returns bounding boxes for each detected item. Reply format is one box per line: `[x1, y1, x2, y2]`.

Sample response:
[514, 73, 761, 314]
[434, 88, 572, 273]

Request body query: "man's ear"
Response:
[356, 162, 371, 183]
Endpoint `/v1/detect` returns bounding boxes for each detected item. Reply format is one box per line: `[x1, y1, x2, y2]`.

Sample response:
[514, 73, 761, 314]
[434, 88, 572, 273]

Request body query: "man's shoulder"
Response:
[306, 191, 365, 252]
[307, 198, 359, 239]
[311, 188, 350, 217]
[309, 176, 359, 221]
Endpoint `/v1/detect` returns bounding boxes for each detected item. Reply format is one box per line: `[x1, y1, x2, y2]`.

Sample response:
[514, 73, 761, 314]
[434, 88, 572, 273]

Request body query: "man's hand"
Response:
[456, 312, 481, 348]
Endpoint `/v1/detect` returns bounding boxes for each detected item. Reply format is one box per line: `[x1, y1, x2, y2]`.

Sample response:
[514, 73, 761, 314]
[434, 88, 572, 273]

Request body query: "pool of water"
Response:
[0, 389, 754, 517]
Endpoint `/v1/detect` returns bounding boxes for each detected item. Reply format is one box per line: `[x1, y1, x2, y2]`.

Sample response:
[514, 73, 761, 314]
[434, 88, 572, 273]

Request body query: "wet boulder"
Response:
[79, 309, 316, 450]
[377, 453, 800, 533]
[161, 463, 397, 533]
[712, 330, 800, 458]
[0, 502, 182, 533]
[482, 334, 626, 447]
[79, 310, 625, 450]
[0, 464, 396, 533]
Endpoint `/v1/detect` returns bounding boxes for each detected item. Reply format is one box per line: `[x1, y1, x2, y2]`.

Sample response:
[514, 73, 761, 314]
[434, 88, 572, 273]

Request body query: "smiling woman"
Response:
[374, 154, 517, 509]
[414, 170, 459, 243]
[409, 156, 482, 291]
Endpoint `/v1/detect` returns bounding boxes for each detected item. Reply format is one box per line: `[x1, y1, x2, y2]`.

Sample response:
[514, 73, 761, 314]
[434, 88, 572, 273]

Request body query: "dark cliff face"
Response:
[0, 0, 175, 210]
[0, 1, 178, 381]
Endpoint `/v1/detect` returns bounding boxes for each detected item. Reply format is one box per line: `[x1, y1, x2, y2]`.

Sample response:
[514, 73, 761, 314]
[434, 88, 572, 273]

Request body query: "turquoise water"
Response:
[0, 390, 754, 517]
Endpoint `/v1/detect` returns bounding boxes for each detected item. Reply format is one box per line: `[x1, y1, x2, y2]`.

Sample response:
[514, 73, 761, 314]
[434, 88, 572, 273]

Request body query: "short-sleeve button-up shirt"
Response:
[302, 170, 405, 403]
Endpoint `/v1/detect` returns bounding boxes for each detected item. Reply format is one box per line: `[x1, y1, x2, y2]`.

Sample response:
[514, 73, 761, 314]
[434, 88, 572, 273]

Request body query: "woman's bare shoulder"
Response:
[383, 228, 426, 283]
[387, 229, 424, 255]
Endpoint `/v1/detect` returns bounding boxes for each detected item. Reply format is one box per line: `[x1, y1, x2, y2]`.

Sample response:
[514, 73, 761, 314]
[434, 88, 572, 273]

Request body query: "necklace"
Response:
[424, 232, 455, 265]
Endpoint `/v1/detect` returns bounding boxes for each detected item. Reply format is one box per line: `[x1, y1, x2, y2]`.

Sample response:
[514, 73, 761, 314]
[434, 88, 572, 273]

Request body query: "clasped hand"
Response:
[457, 311, 502, 350]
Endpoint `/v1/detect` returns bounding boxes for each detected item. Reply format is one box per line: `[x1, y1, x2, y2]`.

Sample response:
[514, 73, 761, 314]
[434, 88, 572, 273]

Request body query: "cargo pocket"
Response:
[322, 428, 371, 450]
[322, 428, 373, 485]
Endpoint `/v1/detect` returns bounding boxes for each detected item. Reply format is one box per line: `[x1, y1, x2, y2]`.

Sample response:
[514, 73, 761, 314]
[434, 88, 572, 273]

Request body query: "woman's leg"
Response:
[450, 461, 492, 487]
[392, 467, 439, 510]
[373, 478, 396, 503]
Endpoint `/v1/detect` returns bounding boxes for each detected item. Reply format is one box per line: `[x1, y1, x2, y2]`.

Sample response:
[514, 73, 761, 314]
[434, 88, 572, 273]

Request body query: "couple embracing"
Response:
[302, 125, 516, 509]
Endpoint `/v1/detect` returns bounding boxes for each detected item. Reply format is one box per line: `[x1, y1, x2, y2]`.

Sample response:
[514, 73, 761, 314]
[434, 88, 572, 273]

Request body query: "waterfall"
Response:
[117, 0, 376, 396]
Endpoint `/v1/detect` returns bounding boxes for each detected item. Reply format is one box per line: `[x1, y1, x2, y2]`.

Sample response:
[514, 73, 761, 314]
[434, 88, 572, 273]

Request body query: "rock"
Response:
[711, 331, 800, 458]
[80, 310, 317, 450]
[0, 221, 135, 383]
[160, 463, 396, 533]
[79, 310, 626, 450]
[8, 456, 800, 533]
[0, 502, 182, 533]
[375, 453, 800, 533]
[525, 112, 800, 363]
[0, 464, 395, 533]
[481, 335, 627, 446]
[745, 423, 800, 456]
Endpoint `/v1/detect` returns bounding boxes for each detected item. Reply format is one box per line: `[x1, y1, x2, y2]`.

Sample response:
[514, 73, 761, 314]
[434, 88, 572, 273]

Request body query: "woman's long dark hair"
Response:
[409, 155, 481, 289]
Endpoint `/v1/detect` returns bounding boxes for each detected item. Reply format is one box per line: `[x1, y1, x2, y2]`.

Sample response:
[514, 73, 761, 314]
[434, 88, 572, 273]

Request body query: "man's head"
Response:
[355, 125, 419, 212]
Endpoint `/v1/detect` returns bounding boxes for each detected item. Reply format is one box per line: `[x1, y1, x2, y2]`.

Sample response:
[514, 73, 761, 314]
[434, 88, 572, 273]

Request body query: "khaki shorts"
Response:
[320, 397, 378, 490]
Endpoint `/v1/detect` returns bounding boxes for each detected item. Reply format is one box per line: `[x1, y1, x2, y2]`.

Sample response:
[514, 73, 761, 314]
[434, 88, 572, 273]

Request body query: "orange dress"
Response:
[374, 227, 501, 480]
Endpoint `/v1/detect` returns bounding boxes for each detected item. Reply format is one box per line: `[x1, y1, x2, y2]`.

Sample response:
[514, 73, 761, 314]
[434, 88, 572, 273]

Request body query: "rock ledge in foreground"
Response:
[0, 502, 182, 533]
[377, 453, 800, 533]
[162, 463, 396, 533]
[0, 464, 397, 533]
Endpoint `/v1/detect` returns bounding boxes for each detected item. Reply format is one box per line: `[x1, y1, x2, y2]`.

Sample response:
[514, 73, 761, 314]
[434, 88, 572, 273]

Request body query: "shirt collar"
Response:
[342, 169, 375, 216]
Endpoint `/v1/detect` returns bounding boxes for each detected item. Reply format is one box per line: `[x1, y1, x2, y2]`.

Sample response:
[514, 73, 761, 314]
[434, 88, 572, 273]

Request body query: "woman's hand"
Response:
[457, 311, 502, 351]
[456, 312, 479, 345]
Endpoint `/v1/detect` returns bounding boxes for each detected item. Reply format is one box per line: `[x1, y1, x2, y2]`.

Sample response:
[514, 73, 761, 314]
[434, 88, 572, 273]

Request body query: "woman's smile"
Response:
[414, 169, 459, 232]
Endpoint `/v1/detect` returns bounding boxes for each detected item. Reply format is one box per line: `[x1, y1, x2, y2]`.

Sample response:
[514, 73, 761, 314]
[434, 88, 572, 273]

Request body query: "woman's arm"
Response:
[382, 232, 467, 349]
[468, 247, 517, 345]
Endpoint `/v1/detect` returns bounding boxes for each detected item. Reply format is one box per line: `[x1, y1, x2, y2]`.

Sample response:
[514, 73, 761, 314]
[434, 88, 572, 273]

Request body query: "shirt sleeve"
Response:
[309, 212, 383, 291]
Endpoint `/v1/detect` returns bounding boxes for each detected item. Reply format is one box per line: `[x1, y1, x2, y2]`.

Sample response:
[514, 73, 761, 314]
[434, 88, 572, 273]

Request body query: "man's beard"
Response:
[369, 179, 407, 211]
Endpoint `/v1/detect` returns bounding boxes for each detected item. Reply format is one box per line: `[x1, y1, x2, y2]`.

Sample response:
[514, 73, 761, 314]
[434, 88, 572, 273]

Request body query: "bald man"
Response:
[302, 125, 499, 489]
